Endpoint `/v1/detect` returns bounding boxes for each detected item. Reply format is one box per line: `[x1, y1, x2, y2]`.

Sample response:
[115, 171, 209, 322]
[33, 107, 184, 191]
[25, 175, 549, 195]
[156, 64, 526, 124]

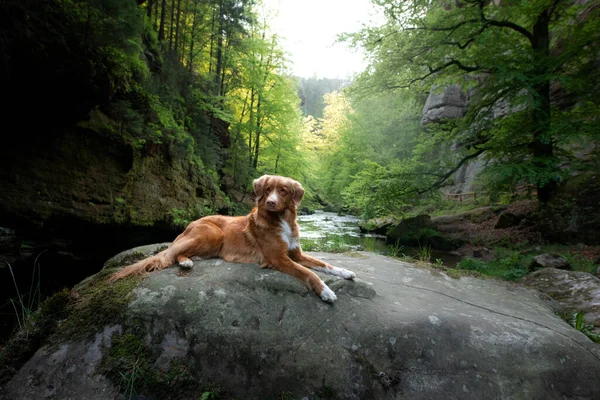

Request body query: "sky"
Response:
[260, 0, 381, 79]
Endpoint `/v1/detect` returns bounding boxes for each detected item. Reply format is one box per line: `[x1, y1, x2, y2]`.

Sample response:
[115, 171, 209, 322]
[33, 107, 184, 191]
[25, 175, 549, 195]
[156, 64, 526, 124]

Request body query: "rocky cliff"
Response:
[0, 126, 231, 341]
[420, 85, 486, 194]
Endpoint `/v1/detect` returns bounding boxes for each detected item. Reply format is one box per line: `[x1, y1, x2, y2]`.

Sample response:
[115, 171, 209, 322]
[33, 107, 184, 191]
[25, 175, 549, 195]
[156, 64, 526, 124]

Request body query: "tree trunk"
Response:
[179, 0, 188, 64]
[208, 4, 216, 74]
[531, 9, 556, 203]
[158, 0, 167, 41]
[174, 0, 182, 57]
[169, 0, 176, 51]
[214, 4, 224, 96]
[248, 88, 255, 167]
[147, 0, 153, 20]
[188, 1, 198, 72]
[252, 95, 262, 169]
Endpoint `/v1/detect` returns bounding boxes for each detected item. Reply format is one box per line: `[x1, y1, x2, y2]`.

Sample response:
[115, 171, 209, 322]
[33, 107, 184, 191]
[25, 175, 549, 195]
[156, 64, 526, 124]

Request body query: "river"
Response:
[297, 211, 463, 267]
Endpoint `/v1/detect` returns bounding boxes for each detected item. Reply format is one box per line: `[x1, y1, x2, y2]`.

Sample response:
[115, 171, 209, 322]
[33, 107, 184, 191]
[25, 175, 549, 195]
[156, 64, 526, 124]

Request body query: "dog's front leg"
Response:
[289, 249, 356, 280]
[270, 256, 338, 303]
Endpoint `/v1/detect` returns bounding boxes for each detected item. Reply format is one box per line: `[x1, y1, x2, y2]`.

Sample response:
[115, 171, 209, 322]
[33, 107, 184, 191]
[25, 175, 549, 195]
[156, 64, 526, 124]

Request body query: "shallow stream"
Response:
[297, 210, 463, 267]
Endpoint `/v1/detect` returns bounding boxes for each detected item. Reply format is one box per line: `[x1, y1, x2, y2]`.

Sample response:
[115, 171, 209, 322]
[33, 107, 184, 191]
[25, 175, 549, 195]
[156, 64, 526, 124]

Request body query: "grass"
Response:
[387, 241, 405, 257]
[118, 357, 142, 400]
[0, 288, 72, 386]
[417, 243, 433, 262]
[363, 237, 377, 252]
[451, 241, 599, 282]
[455, 248, 530, 281]
[4, 250, 48, 331]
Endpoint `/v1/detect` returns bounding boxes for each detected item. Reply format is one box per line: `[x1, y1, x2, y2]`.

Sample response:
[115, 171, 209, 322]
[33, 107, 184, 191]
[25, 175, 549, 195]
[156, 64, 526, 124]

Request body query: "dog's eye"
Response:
[265, 186, 270, 192]
[280, 187, 288, 193]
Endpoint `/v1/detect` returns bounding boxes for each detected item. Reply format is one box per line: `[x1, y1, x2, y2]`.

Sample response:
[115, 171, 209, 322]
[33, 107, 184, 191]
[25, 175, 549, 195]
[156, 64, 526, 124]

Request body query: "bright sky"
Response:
[260, 0, 381, 79]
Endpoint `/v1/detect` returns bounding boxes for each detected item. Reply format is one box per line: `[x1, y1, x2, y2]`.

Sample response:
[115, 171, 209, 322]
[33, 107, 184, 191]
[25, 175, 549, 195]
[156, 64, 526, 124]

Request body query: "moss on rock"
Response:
[0, 289, 72, 386]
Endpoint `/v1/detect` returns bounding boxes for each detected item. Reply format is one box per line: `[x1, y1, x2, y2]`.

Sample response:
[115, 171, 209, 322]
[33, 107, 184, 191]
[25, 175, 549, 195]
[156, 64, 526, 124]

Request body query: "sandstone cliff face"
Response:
[421, 85, 485, 194]
[420, 85, 470, 127]
[0, 127, 221, 230]
[0, 127, 227, 340]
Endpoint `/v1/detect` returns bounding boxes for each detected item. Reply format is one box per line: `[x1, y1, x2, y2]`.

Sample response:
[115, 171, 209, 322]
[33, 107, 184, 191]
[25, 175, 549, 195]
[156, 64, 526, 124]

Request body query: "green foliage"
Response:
[333, 0, 600, 208]
[457, 248, 532, 281]
[167, 208, 193, 228]
[308, 90, 422, 215]
[297, 77, 347, 118]
[0, 289, 72, 386]
[4, 0, 314, 202]
[363, 237, 377, 252]
[417, 244, 432, 263]
[456, 258, 488, 273]
[569, 311, 600, 343]
[387, 241, 405, 258]
[5, 255, 44, 330]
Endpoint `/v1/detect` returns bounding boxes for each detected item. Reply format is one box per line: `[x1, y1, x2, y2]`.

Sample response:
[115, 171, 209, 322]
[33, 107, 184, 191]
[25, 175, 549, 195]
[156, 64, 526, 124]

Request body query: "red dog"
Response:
[109, 175, 356, 302]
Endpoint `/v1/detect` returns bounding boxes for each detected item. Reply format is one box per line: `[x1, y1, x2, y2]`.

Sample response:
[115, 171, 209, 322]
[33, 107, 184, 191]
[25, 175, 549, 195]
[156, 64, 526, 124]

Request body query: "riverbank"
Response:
[304, 205, 600, 280]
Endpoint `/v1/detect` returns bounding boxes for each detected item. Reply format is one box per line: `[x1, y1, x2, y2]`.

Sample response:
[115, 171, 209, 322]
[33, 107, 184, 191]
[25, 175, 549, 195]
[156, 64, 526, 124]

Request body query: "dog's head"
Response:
[253, 175, 304, 212]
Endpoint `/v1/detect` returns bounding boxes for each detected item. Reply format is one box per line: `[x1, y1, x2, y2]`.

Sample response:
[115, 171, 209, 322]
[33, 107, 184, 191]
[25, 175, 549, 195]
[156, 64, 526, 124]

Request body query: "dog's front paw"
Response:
[179, 259, 194, 268]
[328, 265, 356, 280]
[319, 283, 337, 303]
[339, 268, 356, 280]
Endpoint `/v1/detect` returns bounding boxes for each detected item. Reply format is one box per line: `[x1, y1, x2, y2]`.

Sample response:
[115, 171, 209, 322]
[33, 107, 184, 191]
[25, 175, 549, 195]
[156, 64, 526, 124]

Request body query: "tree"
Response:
[349, 0, 600, 203]
[311, 90, 421, 214]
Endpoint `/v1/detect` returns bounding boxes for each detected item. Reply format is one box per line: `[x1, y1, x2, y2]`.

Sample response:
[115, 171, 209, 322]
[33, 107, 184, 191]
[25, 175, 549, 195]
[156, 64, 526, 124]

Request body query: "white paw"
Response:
[179, 259, 194, 268]
[335, 267, 356, 280]
[319, 283, 337, 303]
[325, 265, 356, 280]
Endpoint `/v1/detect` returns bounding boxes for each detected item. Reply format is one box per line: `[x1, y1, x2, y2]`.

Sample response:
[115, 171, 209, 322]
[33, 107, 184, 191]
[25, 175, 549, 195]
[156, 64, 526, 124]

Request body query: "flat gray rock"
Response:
[2, 248, 600, 400]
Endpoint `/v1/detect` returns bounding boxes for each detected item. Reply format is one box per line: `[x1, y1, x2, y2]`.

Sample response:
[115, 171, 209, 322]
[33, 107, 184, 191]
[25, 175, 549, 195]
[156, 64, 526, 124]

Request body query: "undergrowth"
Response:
[567, 311, 600, 343]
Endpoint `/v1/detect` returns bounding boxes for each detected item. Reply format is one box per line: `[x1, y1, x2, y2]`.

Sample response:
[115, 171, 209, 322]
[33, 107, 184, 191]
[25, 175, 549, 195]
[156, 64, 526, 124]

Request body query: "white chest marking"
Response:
[280, 220, 299, 250]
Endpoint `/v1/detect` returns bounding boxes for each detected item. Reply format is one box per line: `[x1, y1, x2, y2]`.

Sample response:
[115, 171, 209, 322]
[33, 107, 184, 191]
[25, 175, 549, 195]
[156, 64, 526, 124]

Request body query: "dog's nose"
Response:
[266, 200, 276, 208]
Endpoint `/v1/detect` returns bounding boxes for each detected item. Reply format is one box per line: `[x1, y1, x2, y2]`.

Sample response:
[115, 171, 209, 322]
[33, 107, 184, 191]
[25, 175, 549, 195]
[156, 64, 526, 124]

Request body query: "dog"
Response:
[109, 175, 356, 302]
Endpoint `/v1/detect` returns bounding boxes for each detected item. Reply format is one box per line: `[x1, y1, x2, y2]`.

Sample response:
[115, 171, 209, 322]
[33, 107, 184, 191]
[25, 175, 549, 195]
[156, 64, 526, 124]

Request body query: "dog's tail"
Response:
[108, 249, 174, 282]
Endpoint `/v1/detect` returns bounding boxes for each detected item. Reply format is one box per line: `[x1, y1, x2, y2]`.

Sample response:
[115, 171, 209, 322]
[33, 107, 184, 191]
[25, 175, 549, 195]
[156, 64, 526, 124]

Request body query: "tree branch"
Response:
[415, 148, 486, 195]
[388, 59, 481, 89]
[475, 0, 534, 45]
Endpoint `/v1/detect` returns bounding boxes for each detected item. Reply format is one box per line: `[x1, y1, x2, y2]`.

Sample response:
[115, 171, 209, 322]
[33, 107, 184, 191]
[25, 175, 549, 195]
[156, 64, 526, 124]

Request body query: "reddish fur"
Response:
[109, 175, 346, 299]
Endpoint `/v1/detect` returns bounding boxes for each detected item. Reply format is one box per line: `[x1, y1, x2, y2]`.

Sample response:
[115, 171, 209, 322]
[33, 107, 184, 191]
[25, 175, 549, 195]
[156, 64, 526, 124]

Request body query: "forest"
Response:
[2, 0, 600, 397]
[3, 0, 598, 213]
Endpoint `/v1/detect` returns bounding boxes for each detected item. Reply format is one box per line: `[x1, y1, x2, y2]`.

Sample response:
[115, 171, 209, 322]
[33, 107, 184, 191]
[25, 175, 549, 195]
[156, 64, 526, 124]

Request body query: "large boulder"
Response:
[358, 217, 397, 235]
[386, 215, 464, 250]
[529, 254, 571, 271]
[2, 247, 600, 400]
[521, 268, 600, 334]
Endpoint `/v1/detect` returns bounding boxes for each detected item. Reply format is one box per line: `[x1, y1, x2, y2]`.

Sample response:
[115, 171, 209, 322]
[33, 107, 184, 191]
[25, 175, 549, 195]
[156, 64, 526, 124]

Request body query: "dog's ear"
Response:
[291, 180, 305, 206]
[253, 175, 269, 203]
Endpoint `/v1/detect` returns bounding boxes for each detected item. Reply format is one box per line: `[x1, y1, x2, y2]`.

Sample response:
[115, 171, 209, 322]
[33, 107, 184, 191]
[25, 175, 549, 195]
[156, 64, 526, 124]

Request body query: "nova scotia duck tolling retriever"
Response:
[109, 175, 356, 302]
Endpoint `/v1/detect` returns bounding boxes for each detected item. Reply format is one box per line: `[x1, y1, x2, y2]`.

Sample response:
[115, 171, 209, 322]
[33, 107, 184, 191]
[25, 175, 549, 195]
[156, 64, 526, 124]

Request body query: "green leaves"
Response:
[335, 0, 600, 206]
